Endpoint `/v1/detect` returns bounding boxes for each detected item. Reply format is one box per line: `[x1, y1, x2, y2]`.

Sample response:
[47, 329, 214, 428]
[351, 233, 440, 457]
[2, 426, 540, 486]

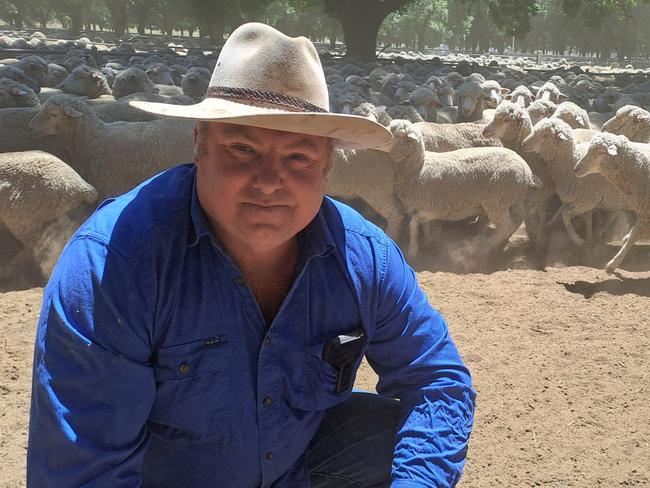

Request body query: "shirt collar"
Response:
[188, 172, 336, 259]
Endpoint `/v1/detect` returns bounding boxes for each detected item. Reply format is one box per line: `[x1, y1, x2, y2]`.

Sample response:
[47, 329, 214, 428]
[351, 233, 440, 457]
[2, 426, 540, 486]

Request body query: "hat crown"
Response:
[210, 23, 329, 111]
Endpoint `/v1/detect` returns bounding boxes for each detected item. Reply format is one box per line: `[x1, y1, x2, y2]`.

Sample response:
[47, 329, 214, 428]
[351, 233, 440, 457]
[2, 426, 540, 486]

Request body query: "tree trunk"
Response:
[106, 0, 128, 40]
[327, 0, 412, 59]
[209, 17, 225, 44]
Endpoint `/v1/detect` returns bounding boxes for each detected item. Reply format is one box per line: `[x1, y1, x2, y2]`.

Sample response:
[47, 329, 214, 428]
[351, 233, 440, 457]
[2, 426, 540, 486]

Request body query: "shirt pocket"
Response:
[149, 336, 231, 436]
[293, 339, 365, 412]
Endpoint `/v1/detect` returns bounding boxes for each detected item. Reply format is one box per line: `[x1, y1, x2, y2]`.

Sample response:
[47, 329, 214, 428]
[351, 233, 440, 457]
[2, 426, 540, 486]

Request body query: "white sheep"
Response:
[574, 133, 650, 272]
[326, 148, 404, 240]
[0, 151, 97, 282]
[602, 105, 650, 143]
[414, 121, 502, 152]
[550, 101, 592, 129]
[27, 95, 195, 200]
[527, 99, 557, 125]
[382, 119, 540, 258]
[521, 118, 631, 247]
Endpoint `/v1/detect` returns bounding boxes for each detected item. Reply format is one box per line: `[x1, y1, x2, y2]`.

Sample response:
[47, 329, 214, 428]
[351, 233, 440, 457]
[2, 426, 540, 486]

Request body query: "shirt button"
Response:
[235, 276, 245, 286]
[266, 452, 273, 461]
[179, 363, 190, 374]
[264, 337, 272, 346]
[263, 396, 273, 406]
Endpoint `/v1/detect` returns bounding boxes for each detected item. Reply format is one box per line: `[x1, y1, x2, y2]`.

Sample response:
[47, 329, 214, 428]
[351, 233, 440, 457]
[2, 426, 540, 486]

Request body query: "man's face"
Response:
[194, 122, 331, 255]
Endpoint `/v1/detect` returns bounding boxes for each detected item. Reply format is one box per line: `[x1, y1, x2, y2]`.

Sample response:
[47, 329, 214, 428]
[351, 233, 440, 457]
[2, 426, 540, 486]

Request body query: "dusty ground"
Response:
[1, 235, 649, 487]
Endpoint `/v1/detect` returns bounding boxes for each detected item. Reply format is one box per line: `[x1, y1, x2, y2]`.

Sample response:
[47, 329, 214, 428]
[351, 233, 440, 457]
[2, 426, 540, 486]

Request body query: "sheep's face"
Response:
[0, 81, 39, 108]
[522, 121, 566, 154]
[384, 120, 424, 161]
[60, 68, 110, 98]
[602, 106, 650, 139]
[28, 100, 82, 136]
[575, 136, 624, 177]
[483, 105, 526, 138]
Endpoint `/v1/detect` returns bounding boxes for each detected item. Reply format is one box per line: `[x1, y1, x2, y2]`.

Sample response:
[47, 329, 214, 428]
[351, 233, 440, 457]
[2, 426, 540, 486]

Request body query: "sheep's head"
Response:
[113, 67, 154, 98]
[457, 81, 483, 119]
[17, 55, 48, 86]
[536, 82, 568, 104]
[521, 118, 572, 154]
[0, 78, 39, 108]
[602, 105, 650, 140]
[506, 85, 534, 108]
[59, 66, 111, 98]
[409, 87, 438, 120]
[483, 101, 528, 138]
[527, 99, 557, 125]
[381, 119, 424, 163]
[574, 133, 627, 177]
[481, 80, 510, 108]
[28, 95, 84, 137]
[552, 102, 590, 129]
[436, 84, 455, 107]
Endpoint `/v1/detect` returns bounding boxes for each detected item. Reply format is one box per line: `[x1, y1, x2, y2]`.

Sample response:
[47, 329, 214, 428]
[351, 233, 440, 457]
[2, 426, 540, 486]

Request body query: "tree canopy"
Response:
[1, 0, 650, 59]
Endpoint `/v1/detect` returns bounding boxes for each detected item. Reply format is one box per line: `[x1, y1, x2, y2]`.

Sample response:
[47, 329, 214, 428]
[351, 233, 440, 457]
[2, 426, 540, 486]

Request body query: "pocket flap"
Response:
[154, 336, 228, 381]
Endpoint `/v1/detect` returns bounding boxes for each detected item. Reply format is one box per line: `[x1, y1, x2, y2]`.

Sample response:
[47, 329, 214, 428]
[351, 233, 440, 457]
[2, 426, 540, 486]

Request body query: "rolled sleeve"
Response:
[27, 234, 156, 487]
[365, 240, 476, 488]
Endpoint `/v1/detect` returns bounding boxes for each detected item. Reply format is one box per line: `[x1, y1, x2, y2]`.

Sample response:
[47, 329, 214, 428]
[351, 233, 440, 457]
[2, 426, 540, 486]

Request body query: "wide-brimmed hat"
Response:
[130, 22, 391, 150]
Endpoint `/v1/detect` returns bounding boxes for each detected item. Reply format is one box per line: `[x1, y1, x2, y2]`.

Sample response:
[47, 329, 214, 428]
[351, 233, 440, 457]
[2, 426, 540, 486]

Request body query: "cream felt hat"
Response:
[130, 22, 391, 150]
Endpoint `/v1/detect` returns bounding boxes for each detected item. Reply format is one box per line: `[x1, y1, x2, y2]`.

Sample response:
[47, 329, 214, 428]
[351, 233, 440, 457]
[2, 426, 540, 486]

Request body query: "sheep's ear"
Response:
[500, 87, 511, 94]
[558, 93, 569, 101]
[607, 144, 618, 156]
[63, 105, 82, 118]
[504, 93, 512, 100]
[557, 131, 569, 140]
[576, 115, 585, 126]
[11, 87, 27, 96]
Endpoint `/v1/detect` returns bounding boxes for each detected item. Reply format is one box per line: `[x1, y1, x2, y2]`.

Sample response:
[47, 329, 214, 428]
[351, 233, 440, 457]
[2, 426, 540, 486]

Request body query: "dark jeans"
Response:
[307, 392, 400, 488]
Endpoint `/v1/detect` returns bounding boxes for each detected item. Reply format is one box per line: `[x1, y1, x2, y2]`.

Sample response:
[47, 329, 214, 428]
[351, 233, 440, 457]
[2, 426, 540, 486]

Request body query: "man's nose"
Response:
[252, 157, 284, 193]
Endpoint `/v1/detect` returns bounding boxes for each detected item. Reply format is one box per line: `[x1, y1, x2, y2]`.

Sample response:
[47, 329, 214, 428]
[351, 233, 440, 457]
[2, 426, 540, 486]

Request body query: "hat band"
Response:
[207, 86, 328, 113]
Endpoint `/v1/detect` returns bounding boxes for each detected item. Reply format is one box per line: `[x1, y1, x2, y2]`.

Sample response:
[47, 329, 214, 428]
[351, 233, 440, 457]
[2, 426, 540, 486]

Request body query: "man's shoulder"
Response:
[322, 197, 391, 248]
[75, 164, 196, 257]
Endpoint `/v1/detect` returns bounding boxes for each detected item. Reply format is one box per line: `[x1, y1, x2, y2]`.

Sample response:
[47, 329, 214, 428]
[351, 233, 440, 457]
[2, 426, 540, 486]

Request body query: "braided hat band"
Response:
[207, 86, 329, 113]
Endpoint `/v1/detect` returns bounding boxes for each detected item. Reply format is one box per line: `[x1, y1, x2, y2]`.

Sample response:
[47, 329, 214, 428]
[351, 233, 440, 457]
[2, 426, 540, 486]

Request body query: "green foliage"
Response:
[488, 0, 539, 38]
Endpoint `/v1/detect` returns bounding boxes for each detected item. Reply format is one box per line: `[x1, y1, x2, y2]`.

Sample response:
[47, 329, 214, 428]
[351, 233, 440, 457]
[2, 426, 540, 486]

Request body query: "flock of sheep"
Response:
[1, 30, 649, 284]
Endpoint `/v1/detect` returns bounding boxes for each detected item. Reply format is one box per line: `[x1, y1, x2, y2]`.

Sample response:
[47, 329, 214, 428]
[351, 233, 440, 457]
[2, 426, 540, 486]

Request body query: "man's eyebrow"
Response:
[220, 126, 262, 144]
[284, 138, 323, 152]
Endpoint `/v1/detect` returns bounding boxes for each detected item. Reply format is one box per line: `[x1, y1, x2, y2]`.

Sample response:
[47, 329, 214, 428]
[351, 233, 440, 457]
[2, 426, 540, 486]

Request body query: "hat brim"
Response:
[129, 97, 392, 150]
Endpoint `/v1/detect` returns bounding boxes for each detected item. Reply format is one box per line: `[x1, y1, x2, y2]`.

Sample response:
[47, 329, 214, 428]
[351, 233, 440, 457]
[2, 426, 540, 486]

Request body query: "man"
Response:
[27, 22, 476, 487]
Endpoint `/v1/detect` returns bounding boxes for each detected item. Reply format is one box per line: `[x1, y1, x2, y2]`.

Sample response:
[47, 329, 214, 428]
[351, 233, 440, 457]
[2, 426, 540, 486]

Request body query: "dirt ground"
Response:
[1, 234, 649, 487]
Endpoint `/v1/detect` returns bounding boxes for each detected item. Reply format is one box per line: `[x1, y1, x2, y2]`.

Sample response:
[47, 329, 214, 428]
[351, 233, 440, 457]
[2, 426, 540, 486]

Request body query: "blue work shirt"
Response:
[28, 163, 476, 487]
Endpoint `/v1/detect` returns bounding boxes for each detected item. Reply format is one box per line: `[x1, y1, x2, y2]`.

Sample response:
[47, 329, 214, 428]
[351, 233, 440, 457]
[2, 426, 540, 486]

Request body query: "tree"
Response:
[488, 0, 539, 39]
[322, 0, 417, 58]
[105, 0, 128, 38]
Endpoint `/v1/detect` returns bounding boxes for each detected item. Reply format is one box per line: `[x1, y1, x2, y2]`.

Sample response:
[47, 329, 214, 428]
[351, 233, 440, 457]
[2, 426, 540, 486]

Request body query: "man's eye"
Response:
[288, 154, 310, 162]
[231, 144, 253, 153]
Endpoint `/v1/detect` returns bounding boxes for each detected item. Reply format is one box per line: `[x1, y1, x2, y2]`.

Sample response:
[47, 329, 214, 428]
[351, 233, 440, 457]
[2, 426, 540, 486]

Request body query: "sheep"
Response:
[408, 87, 438, 122]
[550, 101, 592, 129]
[526, 99, 557, 125]
[45, 63, 68, 87]
[28, 95, 195, 200]
[456, 81, 486, 122]
[481, 79, 509, 109]
[521, 118, 630, 247]
[0, 107, 66, 157]
[16, 56, 49, 87]
[0, 78, 40, 108]
[386, 104, 424, 123]
[352, 102, 392, 127]
[146, 64, 175, 86]
[602, 105, 650, 143]
[0, 150, 97, 282]
[181, 66, 210, 101]
[92, 93, 192, 122]
[507, 85, 534, 108]
[536, 82, 568, 104]
[413, 121, 502, 152]
[326, 148, 404, 240]
[111, 67, 156, 99]
[58, 65, 112, 98]
[0, 64, 40, 93]
[383, 119, 540, 258]
[574, 133, 650, 272]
